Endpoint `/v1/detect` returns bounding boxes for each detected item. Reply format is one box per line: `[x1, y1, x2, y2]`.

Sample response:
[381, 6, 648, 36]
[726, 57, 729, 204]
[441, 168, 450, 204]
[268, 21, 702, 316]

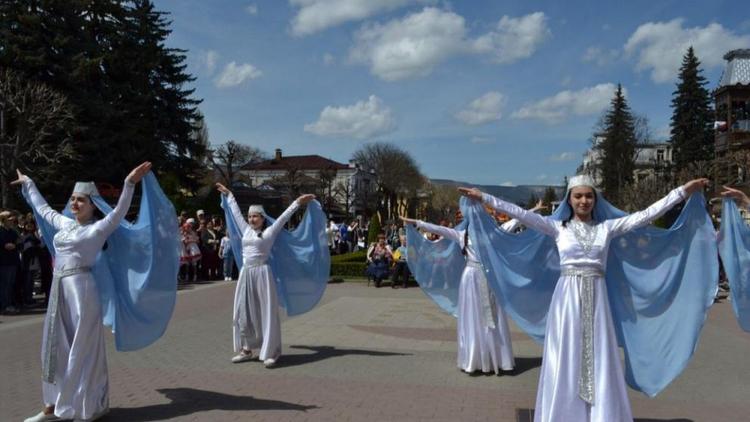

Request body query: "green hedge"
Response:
[331, 250, 367, 263]
[330, 261, 367, 277]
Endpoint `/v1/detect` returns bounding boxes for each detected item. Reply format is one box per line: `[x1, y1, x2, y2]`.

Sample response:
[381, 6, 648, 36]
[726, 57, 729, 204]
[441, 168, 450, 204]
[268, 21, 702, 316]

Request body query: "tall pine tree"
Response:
[669, 47, 714, 168]
[597, 84, 637, 204]
[0, 0, 203, 199]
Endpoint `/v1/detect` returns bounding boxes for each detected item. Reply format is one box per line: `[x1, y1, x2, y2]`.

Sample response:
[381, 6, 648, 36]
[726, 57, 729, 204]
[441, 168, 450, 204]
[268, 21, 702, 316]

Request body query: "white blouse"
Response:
[224, 193, 299, 266]
[482, 187, 687, 270]
[23, 177, 135, 270]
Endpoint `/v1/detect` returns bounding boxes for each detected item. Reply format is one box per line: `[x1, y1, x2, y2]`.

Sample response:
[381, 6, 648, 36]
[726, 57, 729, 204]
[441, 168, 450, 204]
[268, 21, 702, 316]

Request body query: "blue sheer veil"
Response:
[718, 198, 750, 331]
[466, 189, 717, 397]
[221, 196, 330, 316]
[405, 218, 467, 317]
[24, 172, 180, 351]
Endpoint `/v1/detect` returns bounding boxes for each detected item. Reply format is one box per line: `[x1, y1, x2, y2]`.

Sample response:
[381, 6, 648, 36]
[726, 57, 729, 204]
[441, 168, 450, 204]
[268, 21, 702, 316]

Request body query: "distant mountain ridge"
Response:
[431, 178, 565, 204]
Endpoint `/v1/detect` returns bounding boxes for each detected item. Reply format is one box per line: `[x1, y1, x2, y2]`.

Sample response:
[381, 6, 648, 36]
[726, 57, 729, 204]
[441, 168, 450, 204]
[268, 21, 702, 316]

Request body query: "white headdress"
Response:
[247, 205, 266, 216]
[567, 175, 596, 192]
[72, 181, 100, 197]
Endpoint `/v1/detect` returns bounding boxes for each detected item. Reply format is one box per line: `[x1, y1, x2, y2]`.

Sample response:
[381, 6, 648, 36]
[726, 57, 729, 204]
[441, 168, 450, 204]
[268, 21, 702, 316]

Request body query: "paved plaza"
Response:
[1, 280, 748, 421]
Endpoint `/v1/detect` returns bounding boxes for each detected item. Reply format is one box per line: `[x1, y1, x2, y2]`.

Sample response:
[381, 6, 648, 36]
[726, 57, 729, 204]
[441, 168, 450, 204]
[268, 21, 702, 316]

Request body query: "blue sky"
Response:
[157, 0, 750, 186]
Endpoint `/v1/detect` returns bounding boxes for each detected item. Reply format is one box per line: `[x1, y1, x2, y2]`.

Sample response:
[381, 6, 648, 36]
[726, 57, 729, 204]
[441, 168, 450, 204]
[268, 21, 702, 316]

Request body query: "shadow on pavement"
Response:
[516, 409, 693, 422]
[272, 345, 411, 368]
[107, 388, 317, 421]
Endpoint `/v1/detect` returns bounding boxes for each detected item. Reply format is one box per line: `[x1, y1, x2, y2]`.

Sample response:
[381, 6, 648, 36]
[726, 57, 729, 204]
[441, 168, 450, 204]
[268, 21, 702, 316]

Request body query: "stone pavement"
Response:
[1, 280, 748, 421]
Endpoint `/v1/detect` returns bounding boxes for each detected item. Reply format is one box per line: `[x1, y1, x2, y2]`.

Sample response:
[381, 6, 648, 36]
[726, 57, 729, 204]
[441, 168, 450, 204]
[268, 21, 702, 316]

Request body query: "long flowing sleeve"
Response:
[94, 180, 136, 238]
[264, 200, 300, 241]
[500, 218, 521, 233]
[415, 221, 461, 243]
[224, 193, 249, 233]
[482, 193, 558, 237]
[22, 177, 71, 230]
[606, 186, 687, 236]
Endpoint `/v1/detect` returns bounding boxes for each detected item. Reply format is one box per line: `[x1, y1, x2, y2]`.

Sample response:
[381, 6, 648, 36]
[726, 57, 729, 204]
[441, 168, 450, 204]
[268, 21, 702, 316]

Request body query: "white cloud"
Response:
[456, 91, 505, 125]
[323, 53, 335, 65]
[536, 174, 548, 181]
[349, 8, 467, 81]
[289, 0, 434, 36]
[246, 4, 258, 15]
[624, 19, 750, 83]
[471, 12, 550, 64]
[470, 136, 495, 144]
[215, 62, 263, 88]
[500, 181, 515, 186]
[549, 152, 577, 162]
[197, 50, 219, 75]
[582, 46, 619, 67]
[511, 83, 620, 124]
[304, 95, 396, 139]
[350, 8, 549, 81]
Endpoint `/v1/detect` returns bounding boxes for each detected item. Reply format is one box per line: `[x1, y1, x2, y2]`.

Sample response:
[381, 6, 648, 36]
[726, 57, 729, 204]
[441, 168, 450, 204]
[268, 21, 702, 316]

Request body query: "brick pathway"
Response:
[1, 281, 748, 421]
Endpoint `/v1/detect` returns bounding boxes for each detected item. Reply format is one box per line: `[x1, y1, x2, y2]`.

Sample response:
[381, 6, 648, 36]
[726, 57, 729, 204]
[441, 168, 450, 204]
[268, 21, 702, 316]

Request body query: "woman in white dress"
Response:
[400, 200, 544, 374]
[216, 182, 315, 367]
[16, 162, 153, 422]
[459, 175, 708, 422]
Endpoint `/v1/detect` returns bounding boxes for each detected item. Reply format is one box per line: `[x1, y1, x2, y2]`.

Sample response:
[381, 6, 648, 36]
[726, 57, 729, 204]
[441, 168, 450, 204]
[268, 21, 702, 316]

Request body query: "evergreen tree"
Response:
[0, 1, 203, 198]
[367, 213, 382, 245]
[597, 84, 637, 203]
[669, 46, 714, 168]
[541, 187, 557, 216]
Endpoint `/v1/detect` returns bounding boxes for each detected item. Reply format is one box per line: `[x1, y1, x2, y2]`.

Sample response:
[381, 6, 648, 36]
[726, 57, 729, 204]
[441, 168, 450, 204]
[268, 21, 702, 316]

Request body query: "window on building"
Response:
[656, 149, 664, 162]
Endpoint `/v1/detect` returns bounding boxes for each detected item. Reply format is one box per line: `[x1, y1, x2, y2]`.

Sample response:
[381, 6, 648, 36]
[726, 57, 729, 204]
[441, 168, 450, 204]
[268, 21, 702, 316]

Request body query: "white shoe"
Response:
[231, 351, 254, 363]
[263, 358, 277, 367]
[225, 277, 231, 281]
[24, 411, 61, 422]
[75, 407, 109, 421]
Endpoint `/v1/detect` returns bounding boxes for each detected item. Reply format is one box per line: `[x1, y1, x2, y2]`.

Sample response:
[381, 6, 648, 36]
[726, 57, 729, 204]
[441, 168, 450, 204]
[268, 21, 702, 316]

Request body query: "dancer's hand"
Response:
[297, 194, 315, 205]
[126, 162, 152, 184]
[532, 199, 548, 213]
[721, 185, 750, 208]
[9, 169, 29, 186]
[457, 187, 482, 201]
[399, 216, 417, 225]
[683, 178, 709, 195]
[215, 183, 231, 195]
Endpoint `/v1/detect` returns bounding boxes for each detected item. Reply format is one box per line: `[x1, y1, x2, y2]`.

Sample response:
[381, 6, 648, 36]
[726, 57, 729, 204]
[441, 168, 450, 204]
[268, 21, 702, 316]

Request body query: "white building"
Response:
[577, 134, 673, 186]
[239, 149, 377, 217]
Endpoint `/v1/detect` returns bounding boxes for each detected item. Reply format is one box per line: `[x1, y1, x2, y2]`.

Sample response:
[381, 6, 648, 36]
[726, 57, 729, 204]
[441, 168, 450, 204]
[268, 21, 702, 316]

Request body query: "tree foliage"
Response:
[0, 68, 77, 206]
[669, 46, 714, 168]
[210, 140, 266, 187]
[351, 142, 423, 219]
[596, 84, 637, 205]
[0, 0, 203, 200]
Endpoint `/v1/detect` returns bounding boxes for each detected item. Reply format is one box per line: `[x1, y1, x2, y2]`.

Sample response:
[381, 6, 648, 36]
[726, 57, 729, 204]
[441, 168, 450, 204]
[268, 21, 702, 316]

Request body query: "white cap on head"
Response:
[247, 205, 265, 216]
[567, 175, 596, 192]
[72, 181, 100, 197]
[197, 209, 205, 215]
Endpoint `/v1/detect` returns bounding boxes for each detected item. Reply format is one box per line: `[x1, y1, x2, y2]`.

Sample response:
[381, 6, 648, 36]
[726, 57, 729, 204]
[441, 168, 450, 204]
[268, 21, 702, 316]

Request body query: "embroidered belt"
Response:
[561, 265, 604, 406]
[42, 265, 92, 384]
[466, 260, 497, 329]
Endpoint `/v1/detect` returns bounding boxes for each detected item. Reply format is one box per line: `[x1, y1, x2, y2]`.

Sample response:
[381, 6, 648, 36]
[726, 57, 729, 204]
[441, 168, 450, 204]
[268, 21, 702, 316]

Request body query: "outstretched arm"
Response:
[217, 183, 249, 234]
[12, 169, 70, 230]
[499, 199, 547, 233]
[264, 194, 315, 241]
[400, 216, 461, 243]
[94, 162, 151, 237]
[459, 187, 558, 237]
[607, 178, 708, 236]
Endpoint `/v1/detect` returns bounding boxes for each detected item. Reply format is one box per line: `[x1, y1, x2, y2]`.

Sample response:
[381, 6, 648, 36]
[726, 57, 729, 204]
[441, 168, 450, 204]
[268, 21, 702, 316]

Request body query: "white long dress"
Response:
[416, 219, 520, 374]
[483, 187, 686, 422]
[24, 177, 134, 421]
[225, 194, 299, 360]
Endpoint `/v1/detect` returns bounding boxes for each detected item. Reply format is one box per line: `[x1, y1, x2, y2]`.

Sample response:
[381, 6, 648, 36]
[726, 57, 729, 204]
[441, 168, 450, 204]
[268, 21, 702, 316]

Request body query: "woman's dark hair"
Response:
[462, 224, 469, 256]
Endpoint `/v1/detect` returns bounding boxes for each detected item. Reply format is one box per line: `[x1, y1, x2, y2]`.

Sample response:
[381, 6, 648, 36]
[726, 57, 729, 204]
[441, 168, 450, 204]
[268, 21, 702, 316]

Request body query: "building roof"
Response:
[719, 49, 750, 87]
[241, 154, 350, 171]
